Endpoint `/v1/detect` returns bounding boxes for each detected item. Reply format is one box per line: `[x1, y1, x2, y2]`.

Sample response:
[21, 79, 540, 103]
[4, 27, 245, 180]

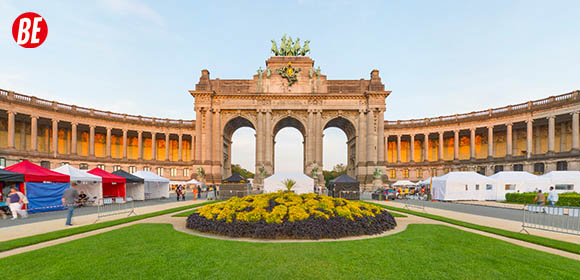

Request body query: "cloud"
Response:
[99, 0, 165, 27]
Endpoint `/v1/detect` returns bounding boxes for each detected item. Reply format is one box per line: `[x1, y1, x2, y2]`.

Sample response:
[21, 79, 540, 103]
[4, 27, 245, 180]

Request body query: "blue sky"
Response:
[1, 0, 579, 173]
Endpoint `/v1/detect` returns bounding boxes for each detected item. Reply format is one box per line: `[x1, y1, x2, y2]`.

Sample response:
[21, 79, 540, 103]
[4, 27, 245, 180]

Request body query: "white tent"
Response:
[432, 172, 496, 201]
[417, 177, 433, 185]
[540, 171, 580, 193]
[489, 171, 550, 201]
[185, 178, 202, 186]
[52, 164, 103, 205]
[133, 171, 170, 199]
[263, 172, 314, 194]
[392, 180, 418, 187]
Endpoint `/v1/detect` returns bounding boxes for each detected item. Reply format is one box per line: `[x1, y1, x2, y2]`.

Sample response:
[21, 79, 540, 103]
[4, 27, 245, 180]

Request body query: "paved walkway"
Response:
[1, 201, 579, 262]
[454, 200, 525, 210]
[401, 199, 525, 222]
[376, 200, 580, 244]
[0, 198, 208, 242]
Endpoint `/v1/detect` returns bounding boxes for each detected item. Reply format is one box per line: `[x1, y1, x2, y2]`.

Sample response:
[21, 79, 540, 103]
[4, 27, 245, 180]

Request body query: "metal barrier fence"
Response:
[521, 205, 580, 235]
[94, 197, 136, 223]
[403, 196, 427, 212]
[337, 191, 360, 200]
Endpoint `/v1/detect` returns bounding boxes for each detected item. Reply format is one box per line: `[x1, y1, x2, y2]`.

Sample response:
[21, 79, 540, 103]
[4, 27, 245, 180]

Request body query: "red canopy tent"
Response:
[4, 160, 70, 212]
[87, 168, 126, 199]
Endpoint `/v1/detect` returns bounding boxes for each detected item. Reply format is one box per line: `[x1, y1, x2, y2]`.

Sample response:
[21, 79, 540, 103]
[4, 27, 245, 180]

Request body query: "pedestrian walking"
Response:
[547, 186, 559, 207]
[181, 187, 186, 201]
[62, 187, 79, 226]
[7, 187, 28, 220]
[192, 187, 198, 201]
[176, 185, 182, 201]
[197, 185, 201, 199]
[534, 189, 545, 206]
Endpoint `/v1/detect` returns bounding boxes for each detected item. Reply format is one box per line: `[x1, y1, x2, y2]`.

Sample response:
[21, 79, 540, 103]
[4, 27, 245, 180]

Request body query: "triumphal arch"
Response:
[190, 37, 390, 190]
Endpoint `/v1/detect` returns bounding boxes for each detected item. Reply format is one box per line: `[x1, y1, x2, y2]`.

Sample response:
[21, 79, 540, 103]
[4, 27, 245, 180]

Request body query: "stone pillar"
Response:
[307, 110, 314, 166]
[573, 111, 579, 152]
[212, 109, 221, 169]
[423, 133, 429, 162]
[7, 111, 15, 148]
[410, 134, 415, 162]
[470, 128, 476, 159]
[377, 109, 385, 164]
[151, 132, 157, 160]
[71, 122, 77, 155]
[191, 135, 195, 161]
[366, 110, 375, 164]
[506, 123, 513, 157]
[454, 130, 459, 160]
[195, 108, 202, 161]
[526, 119, 533, 158]
[30, 115, 38, 152]
[106, 127, 111, 158]
[52, 119, 58, 156]
[316, 110, 323, 166]
[122, 129, 127, 159]
[548, 116, 555, 153]
[202, 108, 212, 162]
[438, 131, 444, 161]
[265, 110, 272, 169]
[89, 125, 95, 156]
[178, 134, 183, 161]
[487, 126, 494, 158]
[357, 110, 366, 166]
[256, 111, 263, 166]
[396, 134, 401, 163]
[137, 130, 143, 160]
[165, 133, 170, 161]
[560, 122, 567, 152]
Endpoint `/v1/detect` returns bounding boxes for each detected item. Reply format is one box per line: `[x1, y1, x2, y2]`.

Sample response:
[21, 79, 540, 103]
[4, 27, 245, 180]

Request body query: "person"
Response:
[197, 185, 201, 199]
[0, 194, 8, 220]
[176, 185, 182, 201]
[207, 186, 214, 200]
[7, 187, 28, 220]
[404, 188, 409, 199]
[181, 186, 186, 201]
[547, 186, 559, 207]
[192, 187, 198, 201]
[77, 191, 88, 206]
[534, 189, 545, 206]
[62, 187, 79, 226]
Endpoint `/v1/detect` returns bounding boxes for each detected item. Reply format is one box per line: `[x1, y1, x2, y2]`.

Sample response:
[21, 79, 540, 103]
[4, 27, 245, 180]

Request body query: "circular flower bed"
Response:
[186, 192, 397, 240]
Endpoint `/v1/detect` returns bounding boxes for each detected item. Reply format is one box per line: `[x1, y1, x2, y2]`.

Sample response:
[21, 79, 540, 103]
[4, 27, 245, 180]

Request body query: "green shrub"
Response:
[505, 192, 580, 206]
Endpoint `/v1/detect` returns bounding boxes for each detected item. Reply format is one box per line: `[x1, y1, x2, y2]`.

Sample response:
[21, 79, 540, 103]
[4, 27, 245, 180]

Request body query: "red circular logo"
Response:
[12, 12, 48, 48]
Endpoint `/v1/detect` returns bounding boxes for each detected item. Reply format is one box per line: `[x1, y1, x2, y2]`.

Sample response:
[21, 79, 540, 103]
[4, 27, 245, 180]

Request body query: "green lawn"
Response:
[1, 223, 578, 279]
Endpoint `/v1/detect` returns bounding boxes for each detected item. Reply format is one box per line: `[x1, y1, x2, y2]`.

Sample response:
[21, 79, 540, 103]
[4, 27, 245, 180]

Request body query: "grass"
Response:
[1, 223, 578, 279]
[0, 200, 217, 253]
[369, 203, 580, 255]
[389, 211, 407, 218]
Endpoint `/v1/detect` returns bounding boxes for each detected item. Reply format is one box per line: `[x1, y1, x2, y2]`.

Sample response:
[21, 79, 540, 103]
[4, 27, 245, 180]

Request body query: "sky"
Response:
[1, 0, 579, 173]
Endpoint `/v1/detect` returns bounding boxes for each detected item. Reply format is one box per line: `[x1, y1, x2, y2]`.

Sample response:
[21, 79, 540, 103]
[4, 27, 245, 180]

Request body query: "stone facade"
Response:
[1, 54, 579, 190]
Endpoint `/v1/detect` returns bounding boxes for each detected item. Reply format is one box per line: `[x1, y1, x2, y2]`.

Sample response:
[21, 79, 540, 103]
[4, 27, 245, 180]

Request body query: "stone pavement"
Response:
[0, 199, 208, 243]
[454, 200, 525, 210]
[375, 200, 580, 244]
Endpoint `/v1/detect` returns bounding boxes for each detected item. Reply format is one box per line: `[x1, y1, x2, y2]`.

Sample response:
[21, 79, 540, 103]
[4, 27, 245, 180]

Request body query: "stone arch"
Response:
[222, 116, 256, 178]
[273, 116, 307, 138]
[323, 116, 358, 178]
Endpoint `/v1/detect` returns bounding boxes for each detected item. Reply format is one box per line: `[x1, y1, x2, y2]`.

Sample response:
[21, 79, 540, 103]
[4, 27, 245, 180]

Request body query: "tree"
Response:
[282, 179, 296, 192]
[231, 164, 254, 179]
[323, 164, 347, 186]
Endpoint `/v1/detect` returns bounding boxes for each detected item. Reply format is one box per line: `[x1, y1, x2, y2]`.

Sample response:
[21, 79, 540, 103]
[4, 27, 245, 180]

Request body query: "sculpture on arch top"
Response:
[271, 35, 311, 56]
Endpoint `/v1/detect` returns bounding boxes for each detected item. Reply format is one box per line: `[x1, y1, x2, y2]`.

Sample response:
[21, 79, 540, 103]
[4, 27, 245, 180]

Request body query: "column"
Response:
[366, 110, 375, 164]
[573, 112, 579, 152]
[438, 131, 444, 161]
[30, 115, 38, 152]
[423, 133, 429, 162]
[357, 110, 366, 165]
[178, 134, 183, 161]
[377, 109, 385, 164]
[71, 122, 77, 155]
[256, 111, 263, 166]
[151, 132, 157, 160]
[453, 130, 459, 160]
[560, 122, 567, 152]
[307, 110, 314, 166]
[526, 119, 533, 158]
[487, 126, 494, 158]
[470, 128, 476, 159]
[410, 134, 415, 162]
[316, 110, 323, 166]
[7, 111, 15, 148]
[165, 133, 170, 161]
[122, 129, 127, 159]
[52, 119, 58, 156]
[89, 125, 95, 156]
[548, 116, 555, 153]
[265, 110, 272, 167]
[106, 127, 111, 158]
[212, 109, 221, 166]
[190, 135, 195, 161]
[506, 123, 513, 157]
[202, 108, 212, 162]
[137, 130, 143, 160]
[195, 109, 202, 161]
[396, 134, 401, 162]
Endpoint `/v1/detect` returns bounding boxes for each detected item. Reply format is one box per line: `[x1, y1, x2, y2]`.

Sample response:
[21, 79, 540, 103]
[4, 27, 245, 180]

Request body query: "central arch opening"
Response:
[323, 117, 357, 179]
[273, 116, 306, 174]
[224, 116, 255, 179]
